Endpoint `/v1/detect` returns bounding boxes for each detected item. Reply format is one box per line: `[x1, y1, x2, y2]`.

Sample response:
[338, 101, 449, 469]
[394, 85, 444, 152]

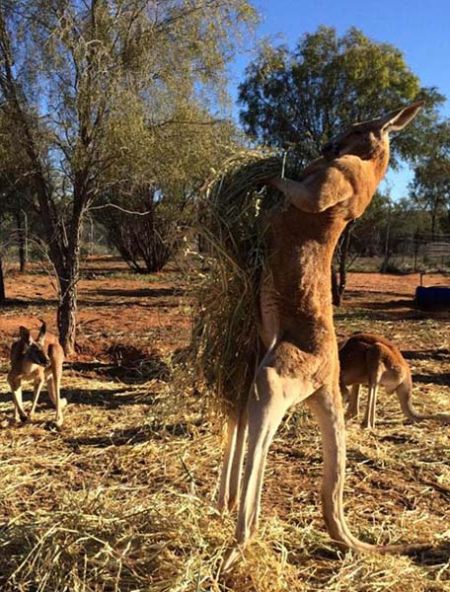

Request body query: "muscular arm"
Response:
[269, 165, 354, 213]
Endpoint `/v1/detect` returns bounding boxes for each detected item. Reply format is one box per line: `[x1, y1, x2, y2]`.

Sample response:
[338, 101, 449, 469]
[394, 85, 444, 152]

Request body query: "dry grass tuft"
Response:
[190, 149, 301, 413]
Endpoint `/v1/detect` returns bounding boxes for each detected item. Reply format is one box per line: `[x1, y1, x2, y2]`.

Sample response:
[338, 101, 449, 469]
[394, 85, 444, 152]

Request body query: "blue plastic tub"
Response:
[415, 286, 450, 309]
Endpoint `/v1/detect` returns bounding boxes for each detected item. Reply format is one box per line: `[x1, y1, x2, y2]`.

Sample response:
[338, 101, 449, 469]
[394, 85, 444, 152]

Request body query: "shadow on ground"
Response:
[408, 541, 450, 566]
[95, 287, 183, 299]
[65, 387, 157, 408]
[64, 419, 204, 449]
[289, 540, 450, 567]
[78, 287, 184, 308]
[413, 372, 450, 386]
[66, 350, 171, 384]
[0, 297, 58, 308]
[334, 308, 424, 322]
[403, 348, 450, 361]
[0, 387, 156, 417]
[363, 298, 416, 310]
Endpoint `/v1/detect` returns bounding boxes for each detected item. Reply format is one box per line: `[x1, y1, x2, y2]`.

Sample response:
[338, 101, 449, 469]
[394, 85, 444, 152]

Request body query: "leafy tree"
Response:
[0, 105, 35, 299]
[95, 100, 239, 273]
[410, 120, 450, 237]
[97, 113, 237, 273]
[239, 26, 442, 162]
[238, 26, 445, 301]
[0, 0, 256, 353]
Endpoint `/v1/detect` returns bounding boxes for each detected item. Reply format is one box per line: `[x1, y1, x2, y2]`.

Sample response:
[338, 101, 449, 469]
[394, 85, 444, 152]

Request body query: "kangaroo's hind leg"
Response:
[307, 386, 375, 551]
[345, 384, 361, 420]
[235, 365, 304, 545]
[48, 361, 65, 428]
[362, 346, 383, 429]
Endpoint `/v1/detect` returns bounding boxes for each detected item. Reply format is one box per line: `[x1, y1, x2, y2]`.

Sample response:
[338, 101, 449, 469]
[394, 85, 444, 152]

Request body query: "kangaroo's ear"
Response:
[37, 320, 47, 345]
[379, 100, 424, 133]
[19, 326, 31, 343]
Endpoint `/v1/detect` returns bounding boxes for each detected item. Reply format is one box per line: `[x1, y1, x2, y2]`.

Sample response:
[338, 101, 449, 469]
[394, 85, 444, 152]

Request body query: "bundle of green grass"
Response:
[191, 149, 302, 413]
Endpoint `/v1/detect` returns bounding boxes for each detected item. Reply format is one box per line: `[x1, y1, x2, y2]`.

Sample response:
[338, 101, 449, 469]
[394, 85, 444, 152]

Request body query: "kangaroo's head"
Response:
[321, 101, 424, 161]
[19, 321, 49, 366]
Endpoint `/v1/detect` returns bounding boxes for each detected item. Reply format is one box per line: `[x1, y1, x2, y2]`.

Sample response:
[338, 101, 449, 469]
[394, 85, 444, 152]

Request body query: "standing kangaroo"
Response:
[339, 332, 450, 428]
[218, 101, 425, 568]
[7, 321, 66, 427]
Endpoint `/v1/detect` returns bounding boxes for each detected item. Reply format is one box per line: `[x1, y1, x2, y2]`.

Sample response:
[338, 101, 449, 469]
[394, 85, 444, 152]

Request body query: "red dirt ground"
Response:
[0, 258, 192, 360]
[1, 258, 448, 361]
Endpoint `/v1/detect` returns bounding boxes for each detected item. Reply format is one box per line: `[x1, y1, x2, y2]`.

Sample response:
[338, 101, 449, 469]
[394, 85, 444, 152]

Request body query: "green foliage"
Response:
[238, 26, 444, 166]
[0, 0, 256, 345]
[0, 0, 256, 247]
[353, 194, 422, 249]
[1, 0, 256, 201]
[409, 120, 450, 235]
[97, 111, 240, 272]
[238, 25, 448, 300]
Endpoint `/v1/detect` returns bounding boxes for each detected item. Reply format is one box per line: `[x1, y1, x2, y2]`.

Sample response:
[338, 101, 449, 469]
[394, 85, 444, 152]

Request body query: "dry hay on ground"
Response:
[0, 267, 449, 591]
[0, 363, 448, 592]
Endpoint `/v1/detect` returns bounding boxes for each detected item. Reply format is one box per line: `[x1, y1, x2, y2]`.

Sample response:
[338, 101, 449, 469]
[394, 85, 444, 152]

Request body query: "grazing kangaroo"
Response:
[218, 101, 426, 569]
[7, 321, 66, 427]
[339, 332, 450, 428]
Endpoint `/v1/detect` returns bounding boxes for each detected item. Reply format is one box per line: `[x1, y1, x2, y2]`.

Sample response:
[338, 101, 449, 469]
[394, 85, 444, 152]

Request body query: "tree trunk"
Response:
[56, 208, 83, 356]
[0, 254, 6, 303]
[331, 268, 340, 306]
[15, 210, 27, 272]
[380, 217, 392, 273]
[57, 272, 78, 356]
[431, 208, 437, 239]
[0, 11, 77, 347]
[332, 222, 353, 306]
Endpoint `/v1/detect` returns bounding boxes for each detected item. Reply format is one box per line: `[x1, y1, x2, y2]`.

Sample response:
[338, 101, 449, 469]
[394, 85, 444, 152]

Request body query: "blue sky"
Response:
[227, 0, 450, 199]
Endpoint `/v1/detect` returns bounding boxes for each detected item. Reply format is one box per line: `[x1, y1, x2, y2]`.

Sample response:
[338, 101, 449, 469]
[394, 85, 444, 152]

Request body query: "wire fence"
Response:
[387, 233, 450, 273]
[348, 232, 450, 275]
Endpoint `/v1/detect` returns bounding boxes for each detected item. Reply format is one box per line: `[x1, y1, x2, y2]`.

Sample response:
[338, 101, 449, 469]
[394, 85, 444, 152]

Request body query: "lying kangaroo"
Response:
[339, 332, 450, 428]
[7, 321, 66, 427]
[218, 101, 426, 570]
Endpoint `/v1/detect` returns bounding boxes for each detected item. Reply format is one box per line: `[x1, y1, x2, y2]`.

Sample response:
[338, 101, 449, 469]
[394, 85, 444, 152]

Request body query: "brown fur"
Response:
[7, 321, 66, 427]
[339, 332, 450, 428]
[218, 102, 427, 571]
